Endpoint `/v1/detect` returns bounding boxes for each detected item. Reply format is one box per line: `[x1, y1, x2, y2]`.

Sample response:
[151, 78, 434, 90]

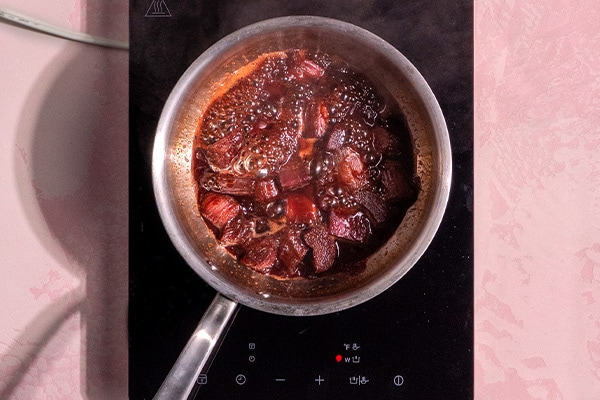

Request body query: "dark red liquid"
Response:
[193, 49, 418, 278]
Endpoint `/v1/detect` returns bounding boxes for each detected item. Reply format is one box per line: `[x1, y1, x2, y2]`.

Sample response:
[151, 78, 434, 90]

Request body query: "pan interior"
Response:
[153, 16, 450, 316]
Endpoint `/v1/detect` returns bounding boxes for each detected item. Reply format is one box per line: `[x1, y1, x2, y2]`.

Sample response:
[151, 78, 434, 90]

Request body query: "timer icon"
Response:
[236, 374, 247, 385]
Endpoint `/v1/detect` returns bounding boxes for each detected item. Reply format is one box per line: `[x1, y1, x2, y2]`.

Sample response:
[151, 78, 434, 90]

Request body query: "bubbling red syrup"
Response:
[193, 49, 419, 278]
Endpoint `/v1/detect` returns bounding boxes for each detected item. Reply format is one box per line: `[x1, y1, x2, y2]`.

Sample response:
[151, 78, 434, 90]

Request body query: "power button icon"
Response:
[393, 375, 404, 386]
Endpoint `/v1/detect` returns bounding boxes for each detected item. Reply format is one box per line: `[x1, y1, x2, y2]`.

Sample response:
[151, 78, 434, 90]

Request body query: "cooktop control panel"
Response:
[188, 300, 430, 399]
[193, 337, 408, 398]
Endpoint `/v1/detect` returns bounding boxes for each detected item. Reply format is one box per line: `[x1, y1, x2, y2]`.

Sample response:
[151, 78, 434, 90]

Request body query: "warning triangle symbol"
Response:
[145, 0, 171, 17]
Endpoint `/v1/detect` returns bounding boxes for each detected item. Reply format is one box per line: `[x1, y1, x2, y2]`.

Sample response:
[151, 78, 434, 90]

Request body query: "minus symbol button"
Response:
[275, 378, 286, 382]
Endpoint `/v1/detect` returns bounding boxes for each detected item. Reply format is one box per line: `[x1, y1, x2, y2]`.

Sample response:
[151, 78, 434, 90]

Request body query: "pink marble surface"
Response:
[0, 0, 598, 399]
[474, 0, 600, 398]
[0, 0, 128, 398]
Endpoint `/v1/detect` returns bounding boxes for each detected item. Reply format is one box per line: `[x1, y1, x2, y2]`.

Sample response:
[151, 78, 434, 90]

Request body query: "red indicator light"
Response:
[335, 354, 343, 363]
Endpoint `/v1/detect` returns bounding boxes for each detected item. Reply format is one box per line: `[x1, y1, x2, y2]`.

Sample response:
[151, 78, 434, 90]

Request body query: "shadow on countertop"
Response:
[2, 0, 128, 398]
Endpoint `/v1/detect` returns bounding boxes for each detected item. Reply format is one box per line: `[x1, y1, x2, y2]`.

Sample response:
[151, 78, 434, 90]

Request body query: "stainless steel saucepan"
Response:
[151, 16, 451, 399]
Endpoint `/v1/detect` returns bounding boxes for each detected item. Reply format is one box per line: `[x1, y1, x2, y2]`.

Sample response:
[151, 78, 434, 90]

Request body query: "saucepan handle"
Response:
[153, 293, 239, 400]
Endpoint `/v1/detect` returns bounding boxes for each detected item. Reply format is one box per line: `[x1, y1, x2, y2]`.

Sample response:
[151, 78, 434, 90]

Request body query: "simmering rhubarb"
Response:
[193, 49, 419, 278]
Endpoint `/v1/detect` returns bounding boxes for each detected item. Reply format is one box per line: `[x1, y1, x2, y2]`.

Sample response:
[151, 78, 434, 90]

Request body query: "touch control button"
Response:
[235, 374, 246, 385]
[197, 374, 208, 385]
[393, 375, 404, 386]
[349, 375, 369, 385]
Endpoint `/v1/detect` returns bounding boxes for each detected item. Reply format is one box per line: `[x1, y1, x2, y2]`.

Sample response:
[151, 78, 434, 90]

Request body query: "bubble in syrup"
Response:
[256, 168, 269, 179]
[266, 200, 286, 219]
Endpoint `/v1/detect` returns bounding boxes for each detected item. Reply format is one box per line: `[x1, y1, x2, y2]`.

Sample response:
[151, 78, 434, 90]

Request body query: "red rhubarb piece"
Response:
[372, 126, 401, 156]
[326, 124, 346, 150]
[209, 173, 255, 196]
[204, 128, 244, 170]
[299, 60, 324, 79]
[337, 147, 368, 191]
[355, 190, 388, 224]
[240, 236, 279, 273]
[380, 161, 413, 201]
[220, 217, 253, 246]
[303, 101, 329, 138]
[200, 193, 240, 230]
[278, 228, 309, 271]
[304, 226, 337, 273]
[291, 58, 324, 81]
[328, 209, 371, 244]
[255, 179, 279, 202]
[285, 193, 320, 225]
[278, 156, 311, 191]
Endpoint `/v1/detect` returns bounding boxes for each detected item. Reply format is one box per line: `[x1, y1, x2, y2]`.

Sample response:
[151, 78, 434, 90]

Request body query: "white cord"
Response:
[0, 7, 129, 50]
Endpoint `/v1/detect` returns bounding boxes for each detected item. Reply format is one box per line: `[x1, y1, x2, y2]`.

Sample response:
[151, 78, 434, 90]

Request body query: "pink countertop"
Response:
[0, 0, 598, 398]
[0, 0, 128, 398]
[475, 1, 600, 398]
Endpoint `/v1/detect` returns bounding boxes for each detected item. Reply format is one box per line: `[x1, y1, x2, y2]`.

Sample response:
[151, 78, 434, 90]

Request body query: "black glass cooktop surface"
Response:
[129, 1, 473, 399]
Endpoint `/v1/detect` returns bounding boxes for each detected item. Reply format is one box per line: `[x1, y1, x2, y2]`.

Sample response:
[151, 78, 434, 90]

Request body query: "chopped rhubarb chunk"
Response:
[380, 161, 413, 200]
[286, 193, 320, 225]
[303, 101, 329, 138]
[291, 59, 324, 81]
[240, 237, 279, 273]
[204, 128, 244, 170]
[255, 179, 279, 202]
[299, 60, 324, 78]
[278, 157, 311, 190]
[209, 174, 255, 196]
[278, 228, 309, 271]
[200, 193, 240, 230]
[355, 190, 388, 224]
[372, 126, 401, 156]
[326, 125, 346, 150]
[337, 147, 368, 191]
[328, 209, 371, 243]
[304, 226, 337, 273]
[220, 217, 253, 246]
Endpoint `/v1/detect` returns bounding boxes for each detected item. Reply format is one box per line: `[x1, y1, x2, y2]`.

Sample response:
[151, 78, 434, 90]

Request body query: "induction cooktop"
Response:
[129, 1, 473, 399]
